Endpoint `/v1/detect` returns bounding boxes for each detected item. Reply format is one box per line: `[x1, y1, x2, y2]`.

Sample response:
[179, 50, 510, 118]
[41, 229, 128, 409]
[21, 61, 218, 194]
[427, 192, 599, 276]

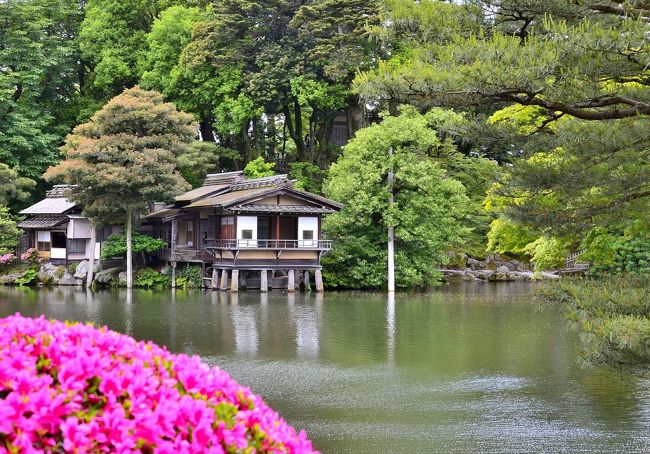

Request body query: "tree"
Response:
[0, 206, 21, 255]
[0, 0, 85, 182]
[0, 164, 36, 208]
[356, 0, 650, 242]
[45, 87, 193, 288]
[323, 108, 469, 288]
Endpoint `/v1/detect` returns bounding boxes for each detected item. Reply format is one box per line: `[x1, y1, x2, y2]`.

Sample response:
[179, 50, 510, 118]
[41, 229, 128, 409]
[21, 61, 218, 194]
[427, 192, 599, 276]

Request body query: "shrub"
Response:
[0, 314, 317, 453]
[54, 265, 66, 280]
[0, 252, 16, 266]
[101, 232, 167, 260]
[20, 247, 42, 264]
[14, 267, 38, 286]
[134, 267, 171, 289]
[176, 264, 203, 289]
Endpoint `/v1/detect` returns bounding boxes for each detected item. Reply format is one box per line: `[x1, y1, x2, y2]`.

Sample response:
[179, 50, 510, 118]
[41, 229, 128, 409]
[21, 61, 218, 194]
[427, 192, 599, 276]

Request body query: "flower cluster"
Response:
[0, 253, 16, 266]
[20, 248, 42, 264]
[0, 314, 318, 453]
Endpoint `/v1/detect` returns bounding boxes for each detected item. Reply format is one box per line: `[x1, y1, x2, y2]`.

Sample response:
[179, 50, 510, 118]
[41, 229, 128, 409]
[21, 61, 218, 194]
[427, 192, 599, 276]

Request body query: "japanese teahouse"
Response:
[145, 171, 343, 292]
[17, 185, 121, 263]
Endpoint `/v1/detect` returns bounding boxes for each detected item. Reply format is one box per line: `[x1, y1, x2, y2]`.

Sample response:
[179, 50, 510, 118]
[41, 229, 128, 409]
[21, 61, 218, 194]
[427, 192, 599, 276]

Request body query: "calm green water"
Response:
[1, 283, 649, 453]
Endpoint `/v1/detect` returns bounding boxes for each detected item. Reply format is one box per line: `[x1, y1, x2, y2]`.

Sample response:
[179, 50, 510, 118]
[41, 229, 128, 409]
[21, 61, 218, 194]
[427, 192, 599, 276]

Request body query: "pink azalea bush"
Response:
[0, 253, 16, 266]
[0, 314, 318, 453]
[20, 248, 42, 264]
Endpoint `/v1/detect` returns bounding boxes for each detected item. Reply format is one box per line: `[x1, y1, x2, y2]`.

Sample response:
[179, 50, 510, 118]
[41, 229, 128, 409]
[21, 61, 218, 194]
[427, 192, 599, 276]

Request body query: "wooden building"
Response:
[17, 185, 120, 263]
[146, 172, 343, 292]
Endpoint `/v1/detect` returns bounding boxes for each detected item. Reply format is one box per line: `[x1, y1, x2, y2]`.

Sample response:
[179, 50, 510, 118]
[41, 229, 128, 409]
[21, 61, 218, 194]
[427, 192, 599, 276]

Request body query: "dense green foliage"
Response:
[323, 109, 469, 288]
[355, 0, 650, 270]
[1, 0, 648, 283]
[0, 206, 21, 255]
[175, 264, 203, 289]
[100, 233, 167, 260]
[538, 277, 650, 369]
[134, 267, 172, 289]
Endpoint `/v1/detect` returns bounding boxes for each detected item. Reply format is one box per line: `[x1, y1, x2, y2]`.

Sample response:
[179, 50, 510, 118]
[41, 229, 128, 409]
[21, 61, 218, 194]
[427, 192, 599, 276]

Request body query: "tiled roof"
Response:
[45, 185, 75, 198]
[229, 175, 289, 191]
[229, 204, 336, 214]
[185, 187, 275, 209]
[17, 216, 68, 229]
[19, 198, 77, 215]
[175, 184, 229, 202]
[203, 171, 244, 186]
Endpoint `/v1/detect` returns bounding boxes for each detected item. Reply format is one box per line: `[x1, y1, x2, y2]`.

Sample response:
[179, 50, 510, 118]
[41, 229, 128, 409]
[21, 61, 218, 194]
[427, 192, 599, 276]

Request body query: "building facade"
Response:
[147, 172, 343, 292]
[18, 185, 120, 263]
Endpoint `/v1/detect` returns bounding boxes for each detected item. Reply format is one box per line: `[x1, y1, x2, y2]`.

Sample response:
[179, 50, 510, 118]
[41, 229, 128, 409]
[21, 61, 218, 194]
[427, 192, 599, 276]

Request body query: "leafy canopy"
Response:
[323, 108, 469, 288]
[45, 86, 193, 224]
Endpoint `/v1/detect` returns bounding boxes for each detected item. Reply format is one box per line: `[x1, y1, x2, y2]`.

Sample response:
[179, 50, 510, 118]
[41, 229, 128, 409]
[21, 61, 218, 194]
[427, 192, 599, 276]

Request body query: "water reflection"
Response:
[1, 284, 650, 453]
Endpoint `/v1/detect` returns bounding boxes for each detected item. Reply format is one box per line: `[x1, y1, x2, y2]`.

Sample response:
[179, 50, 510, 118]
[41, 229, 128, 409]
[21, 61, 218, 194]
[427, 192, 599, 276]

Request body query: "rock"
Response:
[118, 271, 127, 286]
[488, 272, 510, 282]
[540, 271, 560, 280]
[496, 265, 510, 274]
[447, 252, 468, 269]
[74, 260, 88, 279]
[94, 267, 122, 285]
[38, 271, 54, 285]
[471, 270, 494, 280]
[57, 272, 79, 286]
[467, 257, 485, 270]
[0, 273, 22, 285]
[508, 271, 534, 281]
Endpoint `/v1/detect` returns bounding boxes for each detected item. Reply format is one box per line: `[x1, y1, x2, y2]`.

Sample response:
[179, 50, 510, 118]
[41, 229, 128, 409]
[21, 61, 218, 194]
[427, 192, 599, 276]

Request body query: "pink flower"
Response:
[0, 314, 319, 453]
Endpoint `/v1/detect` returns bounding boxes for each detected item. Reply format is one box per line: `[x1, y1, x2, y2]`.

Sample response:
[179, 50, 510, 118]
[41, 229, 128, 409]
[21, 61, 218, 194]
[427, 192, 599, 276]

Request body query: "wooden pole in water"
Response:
[387, 147, 395, 293]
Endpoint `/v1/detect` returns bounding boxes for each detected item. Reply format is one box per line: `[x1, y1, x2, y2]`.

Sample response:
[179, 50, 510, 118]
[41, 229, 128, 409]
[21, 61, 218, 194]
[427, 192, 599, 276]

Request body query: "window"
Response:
[67, 239, 86, 254]
[302, 230, 314, 240]
[51, 232, 67, 248]
[241, 229, 253, 240]
[37, 231, 51, 252]
[186, 220, 194, 247]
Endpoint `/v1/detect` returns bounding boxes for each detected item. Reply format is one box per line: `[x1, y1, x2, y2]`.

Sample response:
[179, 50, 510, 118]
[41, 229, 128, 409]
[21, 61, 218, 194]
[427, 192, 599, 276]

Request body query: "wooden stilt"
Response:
[231, 270, 239, 292]
[287, 270, 295, 293]
[220, 269, 228, 291]
[171, 262, 177, 289]
[315, 269, 324, 293]
[303, 271, 311, 292]
[260, 270, 268, 292]
[211, 268, 218, 290]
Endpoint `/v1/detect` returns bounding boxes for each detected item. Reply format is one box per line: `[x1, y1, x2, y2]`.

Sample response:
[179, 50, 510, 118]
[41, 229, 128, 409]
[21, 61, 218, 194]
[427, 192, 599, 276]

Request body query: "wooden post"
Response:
[287, 270, 295, 293]
[211, 268, 218, 290]
[171, 261, 177, 289]
[231, 270, 239, 292]
[220, 269, 228, 291]
[315, 269, 324, 293]
[86, 223, 96, 288]
[303, 271, 311, 292]
[260, 270, 268, 292]
[387, 147, 395, 293]
[171, 219, 178, 289]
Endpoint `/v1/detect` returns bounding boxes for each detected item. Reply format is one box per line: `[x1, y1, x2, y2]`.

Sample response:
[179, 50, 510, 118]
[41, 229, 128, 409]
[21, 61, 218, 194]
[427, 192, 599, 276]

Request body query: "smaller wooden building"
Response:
[146, 172, 343, 291]
[17, 185, 120, 263]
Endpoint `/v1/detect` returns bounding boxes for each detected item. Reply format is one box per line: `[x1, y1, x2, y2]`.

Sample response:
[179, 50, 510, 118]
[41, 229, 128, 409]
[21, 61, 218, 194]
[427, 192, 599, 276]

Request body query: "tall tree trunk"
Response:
[387, 147, 395, 292]
[346, 96, 365, 137]
[86, 223, 96, 288]
[199, 117, 215, 143]
[126, 208, 133, 289]
[284, 101, 306, 161]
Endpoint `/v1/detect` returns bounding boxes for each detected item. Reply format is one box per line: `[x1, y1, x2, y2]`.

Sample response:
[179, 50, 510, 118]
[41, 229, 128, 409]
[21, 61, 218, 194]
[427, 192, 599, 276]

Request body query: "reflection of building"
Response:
[146, 172, 343, 292]
[17, 185, 119, 263]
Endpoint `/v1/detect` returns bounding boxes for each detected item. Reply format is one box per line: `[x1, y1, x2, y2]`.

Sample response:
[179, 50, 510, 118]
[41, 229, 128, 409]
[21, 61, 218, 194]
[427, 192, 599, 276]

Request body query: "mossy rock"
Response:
[54, 266, 66, 280]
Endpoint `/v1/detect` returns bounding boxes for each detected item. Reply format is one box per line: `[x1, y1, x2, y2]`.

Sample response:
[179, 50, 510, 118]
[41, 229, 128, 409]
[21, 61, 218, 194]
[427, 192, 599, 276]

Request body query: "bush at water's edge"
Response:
[0, 314, 318, 453]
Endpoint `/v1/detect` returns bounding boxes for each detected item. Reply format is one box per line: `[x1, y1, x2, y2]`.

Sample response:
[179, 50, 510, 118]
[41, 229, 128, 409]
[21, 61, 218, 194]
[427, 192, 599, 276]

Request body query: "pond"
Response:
[1, 283, 649, 453]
